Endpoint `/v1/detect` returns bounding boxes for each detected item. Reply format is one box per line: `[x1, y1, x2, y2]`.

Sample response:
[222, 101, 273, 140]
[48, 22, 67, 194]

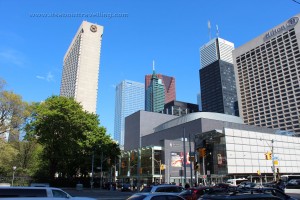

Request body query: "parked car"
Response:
[285, 179, 300, 194]
[179, 186, 211, 200]
[121, 183, 132, 192]
[140, 184, 184, 193]
[213, 183, 234, 189]
[127, 192, 185, 200]
[237, 181, 259, 188]
[198, 187, 297, 200]
[0, 187, 96, 200]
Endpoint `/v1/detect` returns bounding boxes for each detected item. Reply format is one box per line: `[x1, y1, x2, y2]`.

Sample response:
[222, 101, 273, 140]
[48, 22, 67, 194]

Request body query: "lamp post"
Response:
[150, 157, 162, 184]
[12, 166, 16, 186]
[261, 138, 276, 181]
[91, 151, 94, 190]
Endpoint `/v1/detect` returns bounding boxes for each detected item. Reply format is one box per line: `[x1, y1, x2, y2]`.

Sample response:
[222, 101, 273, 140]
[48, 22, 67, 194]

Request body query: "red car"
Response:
[179, 187, 211, 200]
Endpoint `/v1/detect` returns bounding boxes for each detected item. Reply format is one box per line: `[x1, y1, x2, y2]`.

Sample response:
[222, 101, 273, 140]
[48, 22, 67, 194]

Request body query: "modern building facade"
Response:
[60, 21, 103, 113]
[145, 69, 166, 113]
[114, 80, 145, 146]
[232, 13, 300, 135]
[120, 111, 300, 186]
[145, 73, 176, 105]
[199, 38, 239, 116]
[163, 100, 199, 116]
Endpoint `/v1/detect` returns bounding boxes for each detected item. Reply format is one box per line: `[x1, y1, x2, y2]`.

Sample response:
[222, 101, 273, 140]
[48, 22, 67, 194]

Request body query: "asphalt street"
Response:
[63, 188, 300, 200]
[63, 188, 134, 200]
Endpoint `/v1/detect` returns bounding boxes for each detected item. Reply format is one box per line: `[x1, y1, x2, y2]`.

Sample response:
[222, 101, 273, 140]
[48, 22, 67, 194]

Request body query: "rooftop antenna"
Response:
[216, 24, 219, 38]
[208, 20, 211, 41]
[152, 60, 155, 71]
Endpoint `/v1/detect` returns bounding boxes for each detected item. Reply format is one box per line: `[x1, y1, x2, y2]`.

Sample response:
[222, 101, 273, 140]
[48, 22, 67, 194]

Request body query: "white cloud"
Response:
[36, 72, 55, 82]
[36, 75, 45, 80]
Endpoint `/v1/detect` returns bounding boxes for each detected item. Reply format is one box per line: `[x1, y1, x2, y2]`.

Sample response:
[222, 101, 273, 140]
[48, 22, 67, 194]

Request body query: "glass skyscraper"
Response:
[199, 37, 239, 116]
[145, 69, 165, 113]
[114, 80, 145, 146]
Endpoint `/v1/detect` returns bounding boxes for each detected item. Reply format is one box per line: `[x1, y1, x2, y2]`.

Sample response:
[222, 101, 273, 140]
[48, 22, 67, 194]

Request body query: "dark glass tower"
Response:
[199, 38, 239, 116]
[145, 67, 165, 113]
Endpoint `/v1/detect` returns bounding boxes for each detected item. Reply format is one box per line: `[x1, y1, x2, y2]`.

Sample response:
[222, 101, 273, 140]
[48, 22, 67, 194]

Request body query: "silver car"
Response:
[140, 185, 184, 193]
[127, 192, 185, 200]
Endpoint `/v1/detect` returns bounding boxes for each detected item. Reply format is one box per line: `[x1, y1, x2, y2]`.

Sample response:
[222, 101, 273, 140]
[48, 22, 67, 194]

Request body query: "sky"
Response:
[0, 0, 299, 139]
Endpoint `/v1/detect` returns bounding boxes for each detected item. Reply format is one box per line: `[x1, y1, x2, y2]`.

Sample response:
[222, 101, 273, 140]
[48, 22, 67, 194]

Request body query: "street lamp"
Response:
[150, 157, 161, 184]
[260, 138, 276, 181]
[12, 166, 16, 186]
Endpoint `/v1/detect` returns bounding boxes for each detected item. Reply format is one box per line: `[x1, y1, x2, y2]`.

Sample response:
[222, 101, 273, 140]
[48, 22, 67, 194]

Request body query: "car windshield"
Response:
[128, 194, 147, 200]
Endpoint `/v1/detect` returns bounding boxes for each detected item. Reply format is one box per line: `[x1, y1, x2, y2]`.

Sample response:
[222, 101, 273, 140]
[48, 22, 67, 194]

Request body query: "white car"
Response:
[140, 184, 184, 193]
[127, 192, 185, 200]
[0, 187, 96, 200]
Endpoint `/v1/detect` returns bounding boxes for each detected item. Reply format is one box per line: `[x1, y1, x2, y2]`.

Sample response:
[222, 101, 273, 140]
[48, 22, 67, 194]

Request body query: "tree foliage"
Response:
[0, 79, 31, 140]
[0, 139, 18, 175]
[25, 95, 120, 181]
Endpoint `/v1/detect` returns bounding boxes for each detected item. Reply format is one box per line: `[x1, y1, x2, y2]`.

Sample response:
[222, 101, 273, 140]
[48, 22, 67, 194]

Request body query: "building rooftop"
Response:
[154, 112, 244, 132]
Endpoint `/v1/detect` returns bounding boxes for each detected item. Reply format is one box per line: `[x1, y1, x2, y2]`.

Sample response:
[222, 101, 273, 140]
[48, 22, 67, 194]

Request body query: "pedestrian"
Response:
[184, 183, 190, 189]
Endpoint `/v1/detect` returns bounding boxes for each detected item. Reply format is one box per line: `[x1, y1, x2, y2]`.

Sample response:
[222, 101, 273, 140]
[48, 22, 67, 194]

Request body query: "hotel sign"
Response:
[264, 17, 298, 41]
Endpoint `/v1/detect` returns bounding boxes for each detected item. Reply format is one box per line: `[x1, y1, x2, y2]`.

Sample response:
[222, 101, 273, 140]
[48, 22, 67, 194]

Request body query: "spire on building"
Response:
[216, 24, 219, 38]
[208, 20, 211, 41]
[151, 60, 158, 79]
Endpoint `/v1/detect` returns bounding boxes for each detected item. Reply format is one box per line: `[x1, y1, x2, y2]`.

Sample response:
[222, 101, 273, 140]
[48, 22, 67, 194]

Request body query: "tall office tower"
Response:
[145, 65, 176, 104]
[145, 67, 166, 112]
[114, 80, 145, 146]
[233, 14, 300, 135]
[199, 37, 239, 116]
[60, 21, 103, 113]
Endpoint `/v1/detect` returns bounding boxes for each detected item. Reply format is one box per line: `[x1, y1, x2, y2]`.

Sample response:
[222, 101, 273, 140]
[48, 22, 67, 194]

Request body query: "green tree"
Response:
[0, 78, 31, 140]
[0, 139, 18, 175]
[11, 140, 43, 176]
[25, 95, 120, 181]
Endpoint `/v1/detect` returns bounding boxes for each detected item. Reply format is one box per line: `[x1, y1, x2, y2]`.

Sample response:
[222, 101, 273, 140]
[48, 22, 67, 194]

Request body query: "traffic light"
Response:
[265, 151, 272, 160]
[277, 168, 280, 173]
[194, 162, 199, 171]
[121, 161, 125, 168]
[257, 170, 261, 175]
[160, 164, 165, 170]
[200, 148, 206, 158]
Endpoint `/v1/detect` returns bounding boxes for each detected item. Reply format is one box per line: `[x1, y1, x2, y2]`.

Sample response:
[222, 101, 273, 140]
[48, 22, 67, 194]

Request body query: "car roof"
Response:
[130, 192, 183, 197]
[0, 187, 61, 190]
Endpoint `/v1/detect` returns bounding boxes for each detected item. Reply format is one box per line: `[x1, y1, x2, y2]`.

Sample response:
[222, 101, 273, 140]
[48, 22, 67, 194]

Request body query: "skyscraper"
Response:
[145, 65, 166, 113]
[199, 37, 239, 116]
[145, 65, 176, 104]
[233, 14, 300, 135]
[114, 80, 145, 146]
[60, 21, 103, 113]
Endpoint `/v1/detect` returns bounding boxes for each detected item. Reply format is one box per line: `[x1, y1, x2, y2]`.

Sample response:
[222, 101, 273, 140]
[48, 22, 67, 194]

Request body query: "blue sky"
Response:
[0, 0, 299, 138]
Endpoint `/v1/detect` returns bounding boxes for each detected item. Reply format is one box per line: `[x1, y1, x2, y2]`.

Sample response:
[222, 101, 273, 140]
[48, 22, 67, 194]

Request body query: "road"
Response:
[63, 188, 135, 200]
[63, 188, 300, 200]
